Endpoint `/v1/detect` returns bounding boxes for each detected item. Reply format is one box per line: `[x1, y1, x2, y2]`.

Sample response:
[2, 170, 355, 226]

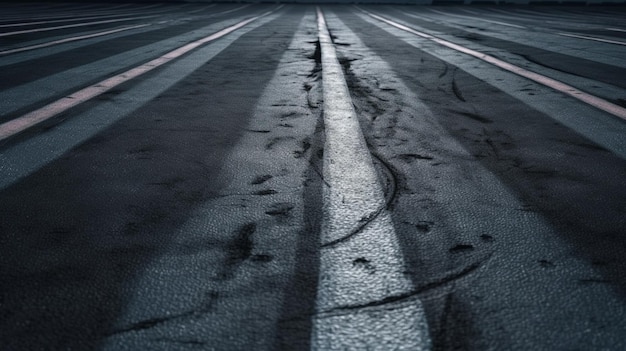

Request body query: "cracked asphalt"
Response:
[1, 2, 625, 350]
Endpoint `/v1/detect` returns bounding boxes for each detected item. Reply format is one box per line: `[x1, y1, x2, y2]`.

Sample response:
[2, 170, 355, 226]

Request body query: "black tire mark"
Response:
[320, 151, 398, 248]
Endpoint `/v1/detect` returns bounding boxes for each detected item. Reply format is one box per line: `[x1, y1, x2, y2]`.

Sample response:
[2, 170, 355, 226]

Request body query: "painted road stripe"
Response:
[361, 9, 626, 122]
[429, 9, 526, 29]
[0, 4, 167, 23]
[0, 8, 279, 142]
[312, 7, 431, 350]
[0, 24, 151, 56]
[558, 32, 626, 47]
[188, 4, 218, 14]
[0, 13, 158, 28]
[0, 15, 157, 38]
[606, 27, 626, 33]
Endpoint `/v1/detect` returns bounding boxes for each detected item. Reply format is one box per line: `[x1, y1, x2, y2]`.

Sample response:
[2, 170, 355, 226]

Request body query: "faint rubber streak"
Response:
[361, 9, 626, 122]
[0, 9, 278, 142]
[0, 24, 151, 56]
[0, 15, 157, 37]
[557, 32, 626, 47]
[313, 7, 431, 351]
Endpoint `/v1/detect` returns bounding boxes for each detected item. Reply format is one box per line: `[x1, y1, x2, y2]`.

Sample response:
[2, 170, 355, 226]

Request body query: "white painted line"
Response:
[208, 4, 252, 17]
[0, 15, 157, 38]
[606, 27, 626, 33]
[0, 4, 160, 23]
[188, 4, 217, 14]
[361, 9, 626, 122]
[460, 9, 482, 16]
[558, 32, 626, 47]
[312, 7, 431, 350]
[0, 24, 151, 56]
[430, 9, 526, 29]
[0, 13, 153, 28]
[0, 9, 278, 142]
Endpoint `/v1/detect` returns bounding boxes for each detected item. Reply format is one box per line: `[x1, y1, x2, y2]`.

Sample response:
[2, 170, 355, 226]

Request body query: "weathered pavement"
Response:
[1, 3, 625, 350]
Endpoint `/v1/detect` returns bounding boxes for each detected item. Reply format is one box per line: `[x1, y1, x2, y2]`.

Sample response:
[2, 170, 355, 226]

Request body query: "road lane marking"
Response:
[557, 32, 626, 47]
[0, 13, 156, 28]
[0, 4, 174, 23]
[313, 7, 431, 350]
[0, 24, 151, 56]
[188, 4, 217, 14]
[606, 27, 626, 33]
[0, 5, 247, 57]
[360, 9, 626, 122]
[0, 8, 280, 142]
[0, 15, 157, 38]
[429, 9, 526, 29]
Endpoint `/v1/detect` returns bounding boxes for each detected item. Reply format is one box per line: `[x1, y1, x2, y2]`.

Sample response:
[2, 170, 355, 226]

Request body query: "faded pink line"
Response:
[0, 10, 276, 141]
[364, 10, 626, 122]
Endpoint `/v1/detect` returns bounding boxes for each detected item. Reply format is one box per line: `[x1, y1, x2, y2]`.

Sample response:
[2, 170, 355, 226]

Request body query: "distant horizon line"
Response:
[1, 0, 625, 5]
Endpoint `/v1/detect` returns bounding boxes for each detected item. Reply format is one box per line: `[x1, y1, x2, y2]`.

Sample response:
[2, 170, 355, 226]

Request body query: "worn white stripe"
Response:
[0, 13, 154, 28]
[558, 32, 626, 46]
[362, 9, 626, 122]
[188, 4, 217, 14]
[312, 7, 431, 351]
[606, 27, 626, 33]
[0, 24, 151, 56]
[0, 7, 126, 23]
[430, 9, 526, 29]
[0, 4, 171, 23]
[0, 9, 278, 142]
[0, 15, 156, 38]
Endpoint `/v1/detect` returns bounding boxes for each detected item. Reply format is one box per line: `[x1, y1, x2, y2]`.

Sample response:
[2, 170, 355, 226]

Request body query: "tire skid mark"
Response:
[281, 252, 491, 322]
[320, 151, 397, 249]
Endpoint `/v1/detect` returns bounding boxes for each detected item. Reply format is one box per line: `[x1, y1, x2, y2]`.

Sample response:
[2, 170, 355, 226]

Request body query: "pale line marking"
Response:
[0, 5, 247, 56]
[0, 24, 151, 56]
[361, 9, 626, 122]
[0, 13, 155, 28]
[429, 9, 526, 29]
[188, 4, 217, 14]
[0, 4, 159, 23]
[558, 32, 626, 46]
[313, 6, 431, 350]
[606, 27, 626, 33]
[0, 15, 157, 38]
[0, 8, 279, 142]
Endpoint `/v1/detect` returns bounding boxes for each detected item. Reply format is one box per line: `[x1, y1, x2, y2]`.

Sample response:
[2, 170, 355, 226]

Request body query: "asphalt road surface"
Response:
[1, 2, 626, 350]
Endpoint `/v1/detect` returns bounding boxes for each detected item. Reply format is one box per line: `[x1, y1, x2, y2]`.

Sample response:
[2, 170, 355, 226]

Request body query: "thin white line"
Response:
[0, 24, 151, 56]
[606, 27, 626, 33]
[188, 4, 217, 14]
[312, 7, 431, 350]
[0, 4, 159, 23]
[558, 32, 626, 46]
[208, 4, 252, 17]
[430, 9, 526, 29]
[0, 9, 278, 142]
[0, 15, 157, 38]
[361, 9, 626, 122]
[0, 13, 152, 28]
